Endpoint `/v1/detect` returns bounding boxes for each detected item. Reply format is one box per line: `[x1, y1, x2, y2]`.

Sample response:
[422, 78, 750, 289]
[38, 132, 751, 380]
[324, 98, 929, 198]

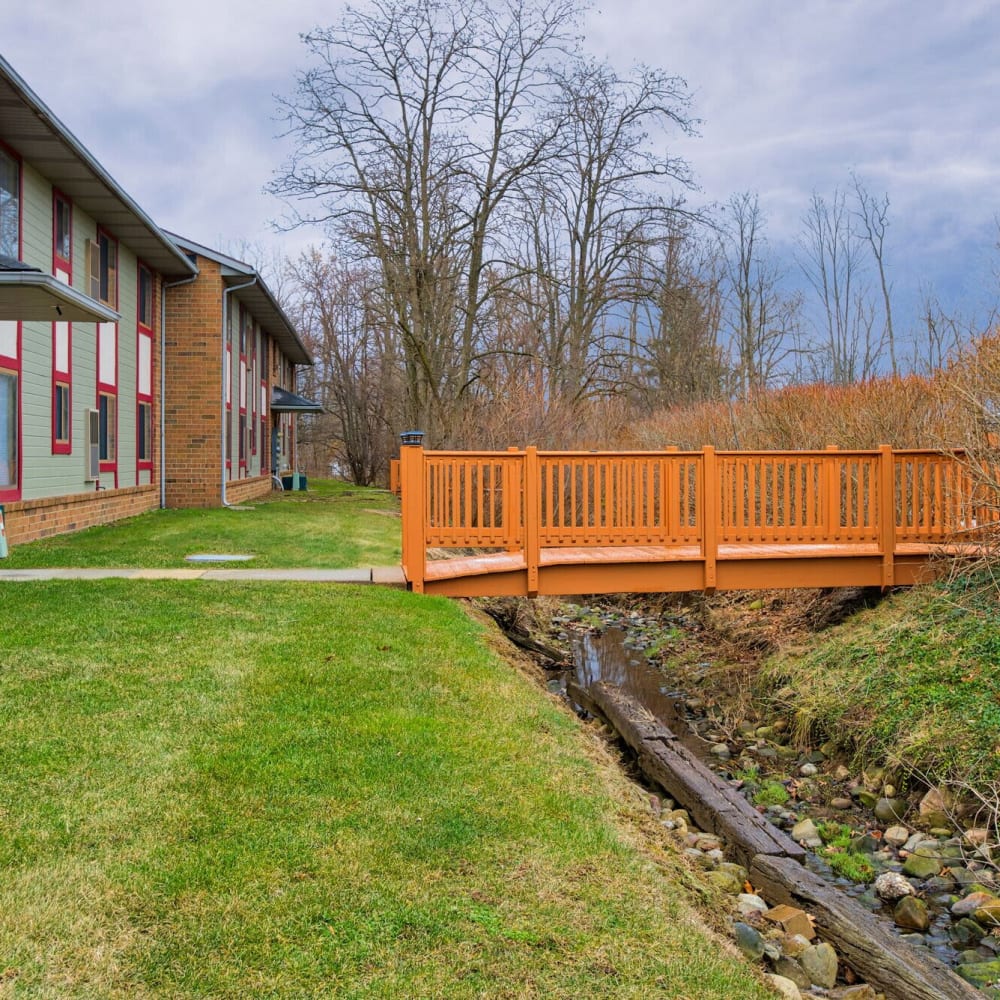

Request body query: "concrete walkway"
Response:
[0, 566, 407, 586]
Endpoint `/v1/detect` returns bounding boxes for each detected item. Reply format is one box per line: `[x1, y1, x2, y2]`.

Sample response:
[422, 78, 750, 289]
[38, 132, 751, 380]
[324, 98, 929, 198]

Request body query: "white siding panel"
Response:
[55, 322, 69, 371]
[0, 321, 16, 358]
[99, 323, 116, 385]
[138, 333, 151, 396]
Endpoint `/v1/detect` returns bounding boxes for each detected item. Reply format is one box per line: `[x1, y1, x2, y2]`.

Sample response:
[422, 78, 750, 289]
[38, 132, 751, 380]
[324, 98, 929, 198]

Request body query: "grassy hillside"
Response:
[757, 579, 1000, 789]
[0, 579, 774, 998]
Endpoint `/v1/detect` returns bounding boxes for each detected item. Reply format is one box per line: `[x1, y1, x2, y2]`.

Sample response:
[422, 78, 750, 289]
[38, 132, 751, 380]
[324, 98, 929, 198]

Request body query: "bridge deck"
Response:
[420, 541, 961, 596]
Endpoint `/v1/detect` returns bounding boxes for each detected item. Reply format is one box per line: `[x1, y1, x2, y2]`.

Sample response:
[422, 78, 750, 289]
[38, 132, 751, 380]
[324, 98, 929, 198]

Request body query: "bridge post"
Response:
[524, 446, 540, 596]
[879, 444, 896, 589]
[399, 433, 426, 593]
[504, 446, 521, 553]
[702, 446, 718, 594]
[825, 445, 840, 541]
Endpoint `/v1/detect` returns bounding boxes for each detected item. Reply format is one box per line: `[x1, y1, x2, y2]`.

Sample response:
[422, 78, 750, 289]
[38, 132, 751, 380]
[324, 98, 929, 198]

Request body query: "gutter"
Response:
[220, 277, 258, 507]
[160, 271, 199, 509]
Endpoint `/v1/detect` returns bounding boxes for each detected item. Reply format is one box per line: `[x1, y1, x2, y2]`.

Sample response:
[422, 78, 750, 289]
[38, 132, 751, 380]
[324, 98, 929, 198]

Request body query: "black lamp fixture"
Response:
[400, 430, 424, 447]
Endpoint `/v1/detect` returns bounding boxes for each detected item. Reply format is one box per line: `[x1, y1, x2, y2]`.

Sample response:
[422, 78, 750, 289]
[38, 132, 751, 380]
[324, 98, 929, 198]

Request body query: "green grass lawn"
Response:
[0, 582, 773, 999]
[2, 480, 401, 569]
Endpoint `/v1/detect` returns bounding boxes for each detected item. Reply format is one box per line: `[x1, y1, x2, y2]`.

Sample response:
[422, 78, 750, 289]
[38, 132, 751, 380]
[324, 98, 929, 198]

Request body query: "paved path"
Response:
[0, 566, 407, 585]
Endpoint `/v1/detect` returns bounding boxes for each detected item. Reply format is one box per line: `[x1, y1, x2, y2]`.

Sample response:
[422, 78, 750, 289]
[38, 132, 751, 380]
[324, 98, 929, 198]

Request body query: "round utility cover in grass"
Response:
[185, 554, 256, 562]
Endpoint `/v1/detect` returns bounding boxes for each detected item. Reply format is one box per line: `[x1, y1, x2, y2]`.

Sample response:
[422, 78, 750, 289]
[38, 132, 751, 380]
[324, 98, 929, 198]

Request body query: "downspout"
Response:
[160, 272, 198, 509]
[221, 277, 257, 507]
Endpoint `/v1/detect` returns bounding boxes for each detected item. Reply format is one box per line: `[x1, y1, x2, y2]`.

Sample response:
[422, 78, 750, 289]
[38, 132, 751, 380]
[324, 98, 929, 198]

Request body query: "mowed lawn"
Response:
[0, 581, 774, 999]
[0, 480, 400, 569]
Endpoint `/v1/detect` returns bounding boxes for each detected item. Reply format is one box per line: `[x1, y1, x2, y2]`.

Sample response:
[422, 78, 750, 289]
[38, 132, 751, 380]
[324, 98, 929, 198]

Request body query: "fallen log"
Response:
[571, 678, 981, 1000]
[568, 679, 804, 870]
[750, 854, 981, 1000]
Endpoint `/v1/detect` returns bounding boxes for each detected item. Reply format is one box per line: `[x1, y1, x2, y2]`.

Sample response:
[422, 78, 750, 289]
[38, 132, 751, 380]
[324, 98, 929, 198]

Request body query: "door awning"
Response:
[0, 259, 120, 323]
[270, 386, 324, 413]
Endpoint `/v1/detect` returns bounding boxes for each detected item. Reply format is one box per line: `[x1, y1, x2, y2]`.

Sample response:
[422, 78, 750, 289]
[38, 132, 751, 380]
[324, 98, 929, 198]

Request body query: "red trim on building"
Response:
[1, 140, 23, 500]
[51, 189, 73, 455]
[96, 228, 119, 488]
[136, 263, 154, 476]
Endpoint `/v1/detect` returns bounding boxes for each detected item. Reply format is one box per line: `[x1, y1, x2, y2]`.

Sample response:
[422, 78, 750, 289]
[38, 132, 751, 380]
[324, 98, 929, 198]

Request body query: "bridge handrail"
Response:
[399, 444, 990, 593]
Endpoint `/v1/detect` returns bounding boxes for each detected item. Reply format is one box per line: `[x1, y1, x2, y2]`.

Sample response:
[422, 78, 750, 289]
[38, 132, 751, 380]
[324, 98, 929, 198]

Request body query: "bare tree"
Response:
[851, 173, 897, 375]
[511, 57, 697, 401]
[271, 0, 578, 444]
[628, 222, 727, 408]
[719, 192, 802, 397]
[291, 250, 401, 484]
[913, 284, 998, 375]
[798, 189, 883, 384]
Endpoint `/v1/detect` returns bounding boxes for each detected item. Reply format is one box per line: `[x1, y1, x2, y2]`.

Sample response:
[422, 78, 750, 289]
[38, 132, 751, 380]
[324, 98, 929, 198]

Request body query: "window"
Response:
[0, 369, 17, 491]
[54, 382, 70, 446]
[54, 194, 71, 266]
[88, 229, 118, 306]
[137, 401, 152, 463]
[138, 265, 153, 330]
[0, 147, 18, 259]
[99, 391, 116, 462]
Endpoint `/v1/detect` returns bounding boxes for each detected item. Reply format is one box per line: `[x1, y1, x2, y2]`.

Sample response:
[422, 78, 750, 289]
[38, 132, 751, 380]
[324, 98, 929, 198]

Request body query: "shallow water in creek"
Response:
[554, 626, 714, 765]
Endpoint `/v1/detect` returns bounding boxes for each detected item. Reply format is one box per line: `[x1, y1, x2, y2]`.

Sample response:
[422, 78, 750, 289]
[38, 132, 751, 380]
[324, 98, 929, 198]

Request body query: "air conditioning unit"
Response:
[85, 408, 100, 481]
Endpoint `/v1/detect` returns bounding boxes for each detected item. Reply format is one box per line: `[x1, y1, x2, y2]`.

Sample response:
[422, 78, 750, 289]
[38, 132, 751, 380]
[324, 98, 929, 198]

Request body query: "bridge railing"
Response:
[399, 443, 988, 591]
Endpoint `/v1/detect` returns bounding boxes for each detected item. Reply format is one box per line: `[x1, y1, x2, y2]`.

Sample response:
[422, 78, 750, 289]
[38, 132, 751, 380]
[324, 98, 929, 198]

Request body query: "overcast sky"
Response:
[3, 0, 998, 338]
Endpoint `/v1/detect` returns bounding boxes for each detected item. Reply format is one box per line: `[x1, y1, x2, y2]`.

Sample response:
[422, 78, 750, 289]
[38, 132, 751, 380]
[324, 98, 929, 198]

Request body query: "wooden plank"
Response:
[750, 854, 981, 1000]
[880, 444, 896, 588]
[572, 681, 804, 872]
[703, 447, 718, 592]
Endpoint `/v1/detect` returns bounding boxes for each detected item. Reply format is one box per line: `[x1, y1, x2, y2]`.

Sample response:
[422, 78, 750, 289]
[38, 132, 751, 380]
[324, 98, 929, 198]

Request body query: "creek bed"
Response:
[549, 619, 996, 998]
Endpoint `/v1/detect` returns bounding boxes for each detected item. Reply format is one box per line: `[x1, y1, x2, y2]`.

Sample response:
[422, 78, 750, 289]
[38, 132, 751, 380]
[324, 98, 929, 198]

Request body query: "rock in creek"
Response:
[974, 898, 1000, 927]
[902, 850, 942, 879]
[773, 956, 811, 990]
[952, 891, 997, 917]
[956, 958, 1000, 990]
[733, 921, 765, 961]
[766, 973, 803, 1000]
[873, 797, 908, 823]
[800, 941, 839, 989]
[873, 871, 915, 903]
[893, 895, 931, 932]
[918, 787, 954, 830]
[883, 824, 910, 848]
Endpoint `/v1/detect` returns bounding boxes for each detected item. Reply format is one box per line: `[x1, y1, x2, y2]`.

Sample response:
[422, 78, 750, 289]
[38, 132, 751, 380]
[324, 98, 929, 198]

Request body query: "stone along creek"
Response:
[549, 614, 1000, 998]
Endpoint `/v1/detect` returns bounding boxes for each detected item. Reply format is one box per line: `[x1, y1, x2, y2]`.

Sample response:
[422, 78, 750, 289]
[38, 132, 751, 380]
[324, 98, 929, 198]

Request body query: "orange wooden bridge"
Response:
[397, 443, 992, 597]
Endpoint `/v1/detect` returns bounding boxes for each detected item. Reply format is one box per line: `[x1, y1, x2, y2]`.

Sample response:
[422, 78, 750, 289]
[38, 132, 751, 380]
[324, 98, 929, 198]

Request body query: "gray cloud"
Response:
[3, 0, 997, 327]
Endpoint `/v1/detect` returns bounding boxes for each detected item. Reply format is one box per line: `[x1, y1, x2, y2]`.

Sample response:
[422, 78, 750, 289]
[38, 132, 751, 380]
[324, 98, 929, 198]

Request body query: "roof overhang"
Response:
[165, 232, 314, 366]
[0, 56, 197, 281]
[271, 386, 324, 413]
[0, 271, 120, 323]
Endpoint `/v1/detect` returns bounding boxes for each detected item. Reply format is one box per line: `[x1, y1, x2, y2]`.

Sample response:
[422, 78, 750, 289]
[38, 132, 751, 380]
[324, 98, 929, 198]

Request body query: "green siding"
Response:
[16, 163, 149, 501]
[20, 163, 49, 271]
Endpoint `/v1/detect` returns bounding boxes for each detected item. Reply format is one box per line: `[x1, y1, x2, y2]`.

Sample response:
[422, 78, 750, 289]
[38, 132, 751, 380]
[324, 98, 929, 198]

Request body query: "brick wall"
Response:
[2, 485, 159, 545]
[164, 258, 224, 507]
[226, 474, 274, 506]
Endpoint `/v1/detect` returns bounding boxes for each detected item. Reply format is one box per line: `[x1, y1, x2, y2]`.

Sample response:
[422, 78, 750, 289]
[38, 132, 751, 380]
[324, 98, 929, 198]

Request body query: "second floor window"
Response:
[88, 230, 118, 306]
[54, 195, 71, 267]
[138, 265, 153, 329]
[0, 148, 19, 259]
